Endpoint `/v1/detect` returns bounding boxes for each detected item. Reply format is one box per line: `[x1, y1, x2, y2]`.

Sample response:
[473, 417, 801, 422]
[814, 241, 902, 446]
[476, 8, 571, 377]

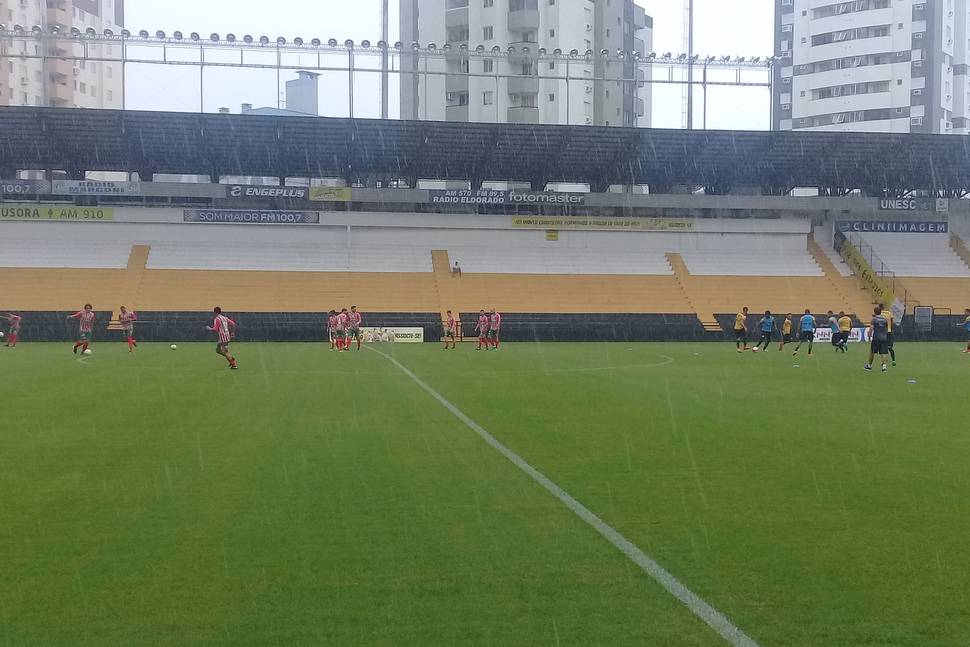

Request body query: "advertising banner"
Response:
[52, 180, 142, 196]
[309, 187, 353, 202]
[511, 216, 694, 231]
[183, 209, 319, 224]
[839, 237, 905, 321]
[0, 179, 49, 195]
[877, 198, 948, 212]
[813, 328, 869, 343]
[226, 185, 308, 199]
[360, 326, 424, 343]
[0, 204, 114, 220]
[430, 189, 586, 206]
[837, 220, 948, 233]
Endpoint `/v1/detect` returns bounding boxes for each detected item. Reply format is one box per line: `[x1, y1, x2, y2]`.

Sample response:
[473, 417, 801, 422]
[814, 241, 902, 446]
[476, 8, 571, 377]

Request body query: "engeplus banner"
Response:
[0, 204, 113, 220]
[838, 220, 948, 233]
[226, 185, 308, 199]
[183, 209, 319, 224]
[0, 179, 49, 195]
[430, 189, 586, 206]
[52, 180, 142, 196]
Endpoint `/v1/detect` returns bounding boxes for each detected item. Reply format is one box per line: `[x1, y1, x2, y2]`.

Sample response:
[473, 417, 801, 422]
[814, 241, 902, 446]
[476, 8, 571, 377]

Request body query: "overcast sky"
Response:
[125, 0, 772, 130]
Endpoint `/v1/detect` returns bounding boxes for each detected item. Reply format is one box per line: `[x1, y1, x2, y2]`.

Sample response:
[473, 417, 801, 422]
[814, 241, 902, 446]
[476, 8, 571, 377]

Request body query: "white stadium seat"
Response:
[445, 247, 673, 275]
[859, 233, 970, 278]
[0, 239, 130, 269]
[680, 250, 823, 276]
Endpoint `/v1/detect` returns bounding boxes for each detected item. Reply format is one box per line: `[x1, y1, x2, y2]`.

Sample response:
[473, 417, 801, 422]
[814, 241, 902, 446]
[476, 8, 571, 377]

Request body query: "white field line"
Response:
[368, 346, 760, 647]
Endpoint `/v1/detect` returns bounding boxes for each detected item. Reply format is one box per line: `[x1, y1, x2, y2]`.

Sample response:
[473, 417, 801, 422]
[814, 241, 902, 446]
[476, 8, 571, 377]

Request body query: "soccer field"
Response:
[3, 341, 969, 646]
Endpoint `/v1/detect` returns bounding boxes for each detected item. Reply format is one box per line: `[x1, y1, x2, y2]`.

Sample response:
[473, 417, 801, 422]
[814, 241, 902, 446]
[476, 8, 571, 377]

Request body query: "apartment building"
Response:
[401, 0, 653, 127]
[774, 0, 969, 134]
[0, 0, 124, 109]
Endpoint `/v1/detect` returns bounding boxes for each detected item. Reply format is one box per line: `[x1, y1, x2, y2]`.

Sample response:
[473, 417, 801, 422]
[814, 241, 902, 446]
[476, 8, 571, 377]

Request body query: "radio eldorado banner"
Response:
[0, 179, 50, 195]
[183, 209, 319, 224]
[0, 204, 114, 220]
[512, 216, 694, 231]
[226, 185, 308, 199]
[431, 189, 586, 205]
[360, 327, 424, 343]
[52, 180, 142, 196]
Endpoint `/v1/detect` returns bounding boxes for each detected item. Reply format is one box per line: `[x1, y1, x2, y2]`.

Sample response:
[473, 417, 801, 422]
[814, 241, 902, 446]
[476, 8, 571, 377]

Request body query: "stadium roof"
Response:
[2, 106, 970, 195]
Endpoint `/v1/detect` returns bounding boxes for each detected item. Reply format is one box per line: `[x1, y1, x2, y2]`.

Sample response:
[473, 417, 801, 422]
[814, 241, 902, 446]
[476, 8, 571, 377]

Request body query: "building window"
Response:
[107, 89, 113, 101]
[548, 61, 555, 69]
[79, 82, 86, 93]
[483, 59, 493, 73]
[484, 0, 493, 6]
[483, 91, 493, 105]
[483, 26, 493, 40]
[548, 93, 555, 101]
[781, 24, 792, 32]
[107, 67, 113, 79]
[549, 29, 555, 38]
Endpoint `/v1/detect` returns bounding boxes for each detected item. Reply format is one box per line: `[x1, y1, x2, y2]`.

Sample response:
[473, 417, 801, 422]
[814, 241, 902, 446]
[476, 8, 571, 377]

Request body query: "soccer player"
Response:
[792, 309, 816, 357]
[475, 309, 490, 350]
[119, 305, 138, 352]
[778, 313, 793, 351]
[443, 310, 457, 349]
[865, 306, 890, 372]
[205, 307, 238, 369]
[488, 309, 502, 349]
[838, 311, 852, 353]
[326, 310, 337, 351]
[68, 304, 96, 354]
[755, 310, 774, 352]
[347, 305, 363, 351]
[878, 303, 897, 366]
[335, 308, 349, 352]
[733, 306, 749, 352]
[962, 308, 970, 353]
[1, 312, 21, 347]
[827, 311, 841, 351]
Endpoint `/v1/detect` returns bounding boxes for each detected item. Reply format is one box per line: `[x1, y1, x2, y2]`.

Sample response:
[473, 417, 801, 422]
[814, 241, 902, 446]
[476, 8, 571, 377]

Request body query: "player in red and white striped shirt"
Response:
[334, 308, 350, 352]
[1, 312, 21, 348]
[442, 310, 457, 349]
[488, 309, 502, 349]
[118, 305, 138, 352]
[327, 310, 338, 351]
[205, 307, 238, 369]
[475, 309, 490, 351]
[68, 304, 96, 354]
[347, 305, 363, 350]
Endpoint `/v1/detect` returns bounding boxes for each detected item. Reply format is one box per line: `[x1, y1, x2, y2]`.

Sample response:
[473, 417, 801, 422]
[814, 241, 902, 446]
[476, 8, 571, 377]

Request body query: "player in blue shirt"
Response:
[961, 308, 970, 353]
[792, 309, 816, 357]
[754, 310, 774, 352]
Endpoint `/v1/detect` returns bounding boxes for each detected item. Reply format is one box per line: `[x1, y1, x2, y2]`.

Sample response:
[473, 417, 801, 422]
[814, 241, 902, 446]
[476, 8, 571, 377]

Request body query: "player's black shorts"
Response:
[870, 338, 889, 355]
[759, 331, 772, 342]
[734, 329, 747, 342]
[799, 330, 814, 342]
[886, 332, 894, 348]
[831, 332, 841, 345]
[217, 342, 230, 353]
[783, 333, 792, 344]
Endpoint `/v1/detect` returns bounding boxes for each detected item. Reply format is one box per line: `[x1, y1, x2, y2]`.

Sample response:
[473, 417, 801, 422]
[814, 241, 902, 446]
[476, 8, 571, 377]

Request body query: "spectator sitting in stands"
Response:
[452, 260, 462, 277]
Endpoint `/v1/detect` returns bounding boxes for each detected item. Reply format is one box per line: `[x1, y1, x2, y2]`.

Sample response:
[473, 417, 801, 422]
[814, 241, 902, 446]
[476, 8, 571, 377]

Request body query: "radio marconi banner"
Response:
[0, 204, 113, 220]
[52, 180, 142, 196]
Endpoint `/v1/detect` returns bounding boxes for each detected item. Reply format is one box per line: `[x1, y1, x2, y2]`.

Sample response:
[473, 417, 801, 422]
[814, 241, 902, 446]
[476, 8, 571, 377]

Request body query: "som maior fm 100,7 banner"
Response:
[511, 216, 694, 231]
[430, 189, 586, 206]
[52, 180, 142, 196]
[0, 204, 114, 220]
[183, 209, 319, 224]
[0, 179, 50, 195]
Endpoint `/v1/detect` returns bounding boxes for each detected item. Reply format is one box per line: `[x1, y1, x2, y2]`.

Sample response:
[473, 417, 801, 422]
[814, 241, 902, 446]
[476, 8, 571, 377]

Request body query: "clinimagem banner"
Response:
[839, 237, 905, 321]
[511, 216, 694, 231]
[0, 204, 114, 220]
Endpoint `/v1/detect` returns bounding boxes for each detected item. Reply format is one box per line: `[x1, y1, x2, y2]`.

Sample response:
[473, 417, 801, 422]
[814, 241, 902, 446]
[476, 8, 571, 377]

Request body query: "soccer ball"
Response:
[0, 331, 4, 338]
[83, 349, 92, 355]
[751, 347, 759, 353]
[170, 344, 177, 350]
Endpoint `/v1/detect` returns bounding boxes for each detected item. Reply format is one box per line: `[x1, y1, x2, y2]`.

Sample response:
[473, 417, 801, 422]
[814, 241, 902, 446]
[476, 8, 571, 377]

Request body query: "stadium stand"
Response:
[811, 225, 854, 277]
[443, 247, 672, 275]
[0, 239, 130, 269]
[679, 250, 823, 276]
[858, 233, 970, 278]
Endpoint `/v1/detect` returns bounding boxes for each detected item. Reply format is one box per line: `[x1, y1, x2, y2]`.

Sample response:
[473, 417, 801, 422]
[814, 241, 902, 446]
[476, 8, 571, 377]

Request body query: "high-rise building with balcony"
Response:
[0, 0, 124, 109]
[773, 0, 969, 134]
[400, 0, 652, 127]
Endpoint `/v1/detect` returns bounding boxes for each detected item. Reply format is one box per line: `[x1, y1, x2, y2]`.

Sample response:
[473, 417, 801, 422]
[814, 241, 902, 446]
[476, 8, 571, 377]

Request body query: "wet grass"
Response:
[2, 341, 969, 646]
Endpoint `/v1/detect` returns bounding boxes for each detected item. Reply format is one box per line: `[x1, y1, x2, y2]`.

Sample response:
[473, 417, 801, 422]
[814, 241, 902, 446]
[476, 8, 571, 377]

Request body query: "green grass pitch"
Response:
[3, 340, 970, 646]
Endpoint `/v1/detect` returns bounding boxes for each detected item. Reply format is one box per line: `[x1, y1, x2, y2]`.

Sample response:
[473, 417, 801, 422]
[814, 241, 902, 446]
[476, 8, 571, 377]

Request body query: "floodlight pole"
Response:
[381, 0, 389, 119]
[686, 0, 694, 130]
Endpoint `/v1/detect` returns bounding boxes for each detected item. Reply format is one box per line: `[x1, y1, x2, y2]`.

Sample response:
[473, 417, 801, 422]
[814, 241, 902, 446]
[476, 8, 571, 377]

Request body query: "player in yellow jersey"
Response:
[778, 313, 793, 351]
[878, 303, 897, 366]
[838, 311, 853, 352]
[734, 307, 749, 352]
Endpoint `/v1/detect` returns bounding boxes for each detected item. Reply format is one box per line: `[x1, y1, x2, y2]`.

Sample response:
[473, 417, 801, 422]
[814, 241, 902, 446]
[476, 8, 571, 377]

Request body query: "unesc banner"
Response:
[511, 216, 694, 231]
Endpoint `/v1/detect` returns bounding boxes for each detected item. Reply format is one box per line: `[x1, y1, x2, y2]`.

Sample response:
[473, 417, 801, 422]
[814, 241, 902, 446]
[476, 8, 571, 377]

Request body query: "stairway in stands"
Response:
[108, 245, 151, 330]
[666, 253, 721, 331]
[806, 236, 872, 316]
